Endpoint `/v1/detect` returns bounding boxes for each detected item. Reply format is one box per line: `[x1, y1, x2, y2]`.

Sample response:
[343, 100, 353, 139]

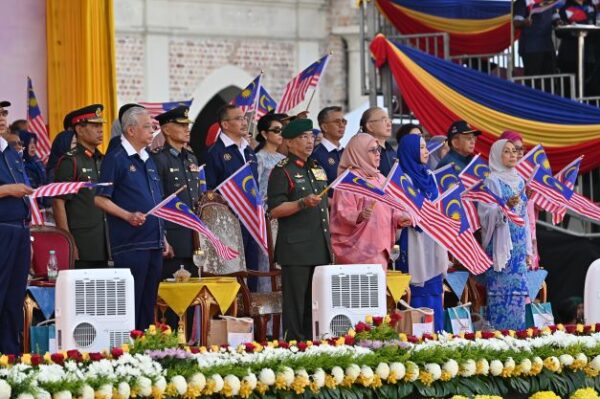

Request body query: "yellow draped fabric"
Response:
[46, 0, 117, 152]
[158, 277, 241, 316]
[386, 271, 411, 303]
[390, 3, 509, 34]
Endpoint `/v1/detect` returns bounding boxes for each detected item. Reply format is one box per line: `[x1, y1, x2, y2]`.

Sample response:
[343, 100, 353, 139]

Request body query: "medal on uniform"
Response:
[328, 157, 336, 165]
[223, 153, 232, 161]
[294, 173, 303, 179]
[129, 164, 137, 172]
[189, 163, 198, 172]
[312, 168, 327, 181]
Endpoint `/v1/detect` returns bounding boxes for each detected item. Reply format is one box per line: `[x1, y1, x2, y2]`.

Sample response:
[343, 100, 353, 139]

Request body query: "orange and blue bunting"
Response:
[370, 35, 600, 173]
[375, 0, 514, 55]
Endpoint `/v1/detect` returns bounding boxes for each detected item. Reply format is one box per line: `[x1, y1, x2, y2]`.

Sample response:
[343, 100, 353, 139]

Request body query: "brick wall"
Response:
[115, 34, 145, 102]
[169, 39, 297, 101]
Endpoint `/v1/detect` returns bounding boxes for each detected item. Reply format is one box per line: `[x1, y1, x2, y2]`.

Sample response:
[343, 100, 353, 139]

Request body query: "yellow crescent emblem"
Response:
[533, 148, 551, 171]
[474, 164, 489, 178]
[353, 176, 375, 189]
[445, 199, 461, 220]
[542, 174, 563, 192]
[175, 201, 187, 212]
[242, 175, 253, 193]
[440, 174, 457, 189]
[259, 95, 272, 111]
[564, 165, 577, 180]
[400, 175, 417, 197]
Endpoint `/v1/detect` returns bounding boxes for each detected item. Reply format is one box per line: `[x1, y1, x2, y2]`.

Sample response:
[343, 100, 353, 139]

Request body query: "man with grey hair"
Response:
[95, 104, 172, 330]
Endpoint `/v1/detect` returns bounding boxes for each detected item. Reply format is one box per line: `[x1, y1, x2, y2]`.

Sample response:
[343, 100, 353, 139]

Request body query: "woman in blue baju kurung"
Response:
[395, 134, 449, 332]
[479, 139, 533, 331]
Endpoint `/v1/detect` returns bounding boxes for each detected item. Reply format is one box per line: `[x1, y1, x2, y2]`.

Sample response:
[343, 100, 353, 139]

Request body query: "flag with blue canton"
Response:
[434, 163, 464, 195]
[147, 194, 238, 260]
[139, 99, 193, 119]
[427, 138, 446, 155]
[216, 163, 268, 255]
[462, 181, 526, 226]
[198, 164, 207, 194]
[552, 156, 582, 224]
[232, 74, 262, 114]
[383, 162, 424, 220]
[459, 154, 490, 188]
[439, 185, 470, 233]
[27, 77, 51, 162]
[256, 86, 278, 120]
[277, 54, 331, 113]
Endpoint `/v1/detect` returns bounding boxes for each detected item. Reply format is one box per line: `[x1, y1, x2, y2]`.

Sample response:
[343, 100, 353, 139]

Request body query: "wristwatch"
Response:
[298, 197, 306, 210]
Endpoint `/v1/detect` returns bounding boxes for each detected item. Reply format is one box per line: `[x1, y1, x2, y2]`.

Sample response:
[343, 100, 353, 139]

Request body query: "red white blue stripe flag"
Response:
[552, 156, 582, 224]
[138, 99, 193, 119]
[232, 74, 262, 114]
[459, 154, 490, 189]
[461, 181, 526, 227]
[277, 54, 330, 113]
[433, 163, 480, 231]
[216, 163, 269, 255]
[146, 194, 238, 260]
[27, 77, 51, 163]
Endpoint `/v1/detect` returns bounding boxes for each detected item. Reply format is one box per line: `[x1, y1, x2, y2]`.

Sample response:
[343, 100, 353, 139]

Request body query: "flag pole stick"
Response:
[145, 185, 187, 216]
[317, 166, 350, 198]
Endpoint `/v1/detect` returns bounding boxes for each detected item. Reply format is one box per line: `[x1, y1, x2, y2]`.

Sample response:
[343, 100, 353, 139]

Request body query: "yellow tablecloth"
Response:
[386, 271, 411, 303]
[158, 277, 240, 315]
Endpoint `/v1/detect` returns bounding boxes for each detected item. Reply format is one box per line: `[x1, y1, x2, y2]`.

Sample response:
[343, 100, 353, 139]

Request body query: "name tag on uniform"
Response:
[311, 168, 327, 181]
[169, 168, 180, 172]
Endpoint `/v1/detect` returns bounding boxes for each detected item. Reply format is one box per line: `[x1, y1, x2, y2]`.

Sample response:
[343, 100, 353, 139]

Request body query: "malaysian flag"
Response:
[215, 163, 268, 255]
[434, 163, 480, 231]
[461, 181, 526, 227]
[198, 164, 207, 194]
[384, 163, 490, 274]
[552, 156, 582, 224]
[27, 77, 51, 163]
[29, 198, 45, 226]
[232, 74, 261, 114]
[255, 86, 278, 120]
[277, 54, 330, 113]
[459, 155, 490, 189]
[146, 194, 238, 260]
[30, 182, 106, 198]
[437, 185, 492, 273]
[138, 99, 193, 131]
[331, 169, 411, 217]
[527, 0, 565, 15]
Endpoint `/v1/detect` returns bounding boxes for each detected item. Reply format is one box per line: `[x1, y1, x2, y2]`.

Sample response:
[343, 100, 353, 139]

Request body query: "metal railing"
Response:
[511, 73, 577, 99]
[449, 52, 511, 78]
[387, 32, 450, 60]
[580, 96, 600, 107]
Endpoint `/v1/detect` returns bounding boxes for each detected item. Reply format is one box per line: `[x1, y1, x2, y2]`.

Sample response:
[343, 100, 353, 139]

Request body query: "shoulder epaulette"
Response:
[276, 158, 289, 168]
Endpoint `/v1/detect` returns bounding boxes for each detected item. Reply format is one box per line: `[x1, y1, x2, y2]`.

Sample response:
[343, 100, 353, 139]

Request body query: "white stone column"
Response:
[333, 26, 368, 111]
[144, 34, 170, 101]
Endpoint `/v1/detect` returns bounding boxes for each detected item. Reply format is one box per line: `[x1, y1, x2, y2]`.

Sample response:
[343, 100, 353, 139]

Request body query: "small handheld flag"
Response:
[27, 77, 51, 163]
[232, 74, 262, 114]
[459, 154, 490, 189]
[29, 182, 110, 198]
[277, 54, 330, 113]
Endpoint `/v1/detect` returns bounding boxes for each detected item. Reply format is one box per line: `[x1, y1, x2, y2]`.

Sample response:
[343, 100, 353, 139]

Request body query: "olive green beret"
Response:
[282, 118, 313, 139]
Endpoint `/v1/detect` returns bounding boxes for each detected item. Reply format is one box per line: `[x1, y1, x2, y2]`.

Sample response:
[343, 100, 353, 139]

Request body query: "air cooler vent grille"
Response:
[331, 273, 379, 308]
[73, 322, 96, 347]
[330, 314, 353, 337]
[109, 330, 131, 348]
[75, 279, 127, 316]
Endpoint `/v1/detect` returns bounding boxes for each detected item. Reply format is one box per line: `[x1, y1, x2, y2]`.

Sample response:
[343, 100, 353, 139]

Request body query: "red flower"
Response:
[67, 349, 83, 362]
[549, 325, 558, 333]
[51, 353, 64, 365]
[515, 330, 529, 339]
[531, 327, 540, 337]
[422, 333, 434, 341]
[407, 335, 419, 343]
[500, 329, 510, 336]
[130, 330, 144, 339]
[297, 341, 308, 352]
[6, 354, 16, 365]
[30, 354, 43, 366]
[158, 323, 170, 332]
[244, 343, 256, 353]
[278, 340, 289, 349]
[389, 312, 402, 327]
[481, 331, 495, 339]
[344, 335, 355, 346]
[584, 325, 592, 334]
[372, 316, 384, 327]
[89, 352, 104, 361]
[464, 332, 476, 340]
[111, 347, 124, 358]
[190, 347, 200, 354]
[565, 324, 577, 334]
[595, 323, 600, 332]
[312, 340, 321, 346]
[354, 321, 371, 333]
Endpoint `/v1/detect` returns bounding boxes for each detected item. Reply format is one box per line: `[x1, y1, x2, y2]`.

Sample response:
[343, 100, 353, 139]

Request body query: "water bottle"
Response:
[47, 250, 58, 281]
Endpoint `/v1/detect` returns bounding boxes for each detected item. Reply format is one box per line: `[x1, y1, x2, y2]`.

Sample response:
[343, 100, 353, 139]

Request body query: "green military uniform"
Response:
[54, 143, 109, 266]
[267, 119, 332, 341]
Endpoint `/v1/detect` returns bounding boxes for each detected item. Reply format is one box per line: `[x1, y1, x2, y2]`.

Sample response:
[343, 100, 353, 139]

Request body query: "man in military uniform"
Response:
[53, 104, 109, 268]
[151, 105, 200, 279]
[267, 118, 332, 341]
[205, 104, 260, 290]
[0, 99, 35, 354]
[311, 106, 346, 186]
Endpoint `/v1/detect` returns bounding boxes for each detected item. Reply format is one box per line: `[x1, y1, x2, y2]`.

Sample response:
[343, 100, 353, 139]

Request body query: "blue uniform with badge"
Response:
[378, 141, 397, 177]
[310, 141, 343, 185]
[205, 135, 260, 290]
[0, 138, 32, 354]
[96, 139, 165, 330]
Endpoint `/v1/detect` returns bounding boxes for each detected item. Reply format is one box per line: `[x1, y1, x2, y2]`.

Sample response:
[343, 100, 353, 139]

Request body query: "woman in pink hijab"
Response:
[329, 133, 412, 269]
[499, 130, 539, 269]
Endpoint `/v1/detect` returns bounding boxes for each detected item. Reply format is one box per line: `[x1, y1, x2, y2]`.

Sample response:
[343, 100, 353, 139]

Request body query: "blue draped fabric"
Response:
[389, 0, 510, 19]
[27, 286, 56, 320]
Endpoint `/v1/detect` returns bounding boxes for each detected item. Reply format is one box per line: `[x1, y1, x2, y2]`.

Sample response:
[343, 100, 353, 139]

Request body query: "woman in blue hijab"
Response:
[396, 134, 449, 332]
[19, 130, 47, 189]
[46, 130, 76, 181]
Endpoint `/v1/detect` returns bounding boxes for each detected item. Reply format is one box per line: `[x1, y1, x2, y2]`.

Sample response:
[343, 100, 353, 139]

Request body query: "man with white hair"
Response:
[95, 104, 172, 330]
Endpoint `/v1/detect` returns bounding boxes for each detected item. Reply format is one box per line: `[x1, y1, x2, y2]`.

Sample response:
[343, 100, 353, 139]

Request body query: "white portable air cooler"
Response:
[312, 264, 386, 339]
[55, 269, 135, 351]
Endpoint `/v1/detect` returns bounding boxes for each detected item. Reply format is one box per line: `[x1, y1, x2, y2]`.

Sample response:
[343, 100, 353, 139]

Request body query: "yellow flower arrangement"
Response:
[529, 391, 561, 399]
[418, 370, 434, 386]
[570, 388, 600, 399]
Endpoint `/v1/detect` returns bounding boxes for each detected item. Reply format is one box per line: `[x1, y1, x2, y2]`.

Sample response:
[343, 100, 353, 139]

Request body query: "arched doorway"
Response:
[190, 85, 240, 164]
